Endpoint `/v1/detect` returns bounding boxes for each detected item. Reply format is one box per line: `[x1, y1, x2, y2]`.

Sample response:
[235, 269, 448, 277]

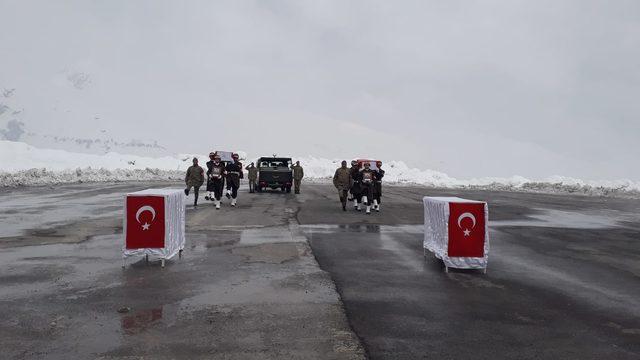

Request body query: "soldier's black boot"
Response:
[184, 188, 189, 196]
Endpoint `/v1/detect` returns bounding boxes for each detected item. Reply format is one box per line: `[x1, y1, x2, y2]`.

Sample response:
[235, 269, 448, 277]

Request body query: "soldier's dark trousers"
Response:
[350, 183, 362, 203]
[294, 179, 301, 193]
[249, 180, 256, 193]
[212, 179, 225, 200]
[226, 180, 234, 191]
[374, 182, 382, 204]
[361, 183, 374, 205]
[186, 185, 200, 205]
[206, 180, 215, 192]
[228, 183, 239, 199]
[339, 189, 348, 205]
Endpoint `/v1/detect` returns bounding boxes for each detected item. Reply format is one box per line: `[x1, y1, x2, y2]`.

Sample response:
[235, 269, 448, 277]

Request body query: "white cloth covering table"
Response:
[423, 196, 489, 272]
[123, 188, 186, 267]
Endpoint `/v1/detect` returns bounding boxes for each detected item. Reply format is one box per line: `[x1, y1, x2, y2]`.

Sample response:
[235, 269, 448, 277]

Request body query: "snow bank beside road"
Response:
[0, 167, 184, 187]
[0, 140, 195, 186]
[1, 140, 639, 197]
[289, 156, 457, 187]
[290, 156, 640, 197]
[0, 140, 198, 172]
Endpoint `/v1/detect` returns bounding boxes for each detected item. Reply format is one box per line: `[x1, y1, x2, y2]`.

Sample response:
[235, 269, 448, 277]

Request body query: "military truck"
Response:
[256, 157, 293, 193]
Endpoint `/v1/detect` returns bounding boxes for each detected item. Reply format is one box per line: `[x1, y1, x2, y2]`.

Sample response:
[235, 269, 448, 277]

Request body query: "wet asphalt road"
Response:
[298, 186, 640, 360]
[0, 182, 364, 360]
[1, 182, 639, 359]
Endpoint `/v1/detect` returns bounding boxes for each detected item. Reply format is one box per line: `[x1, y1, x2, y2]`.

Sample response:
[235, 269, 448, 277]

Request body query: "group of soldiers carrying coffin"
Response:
[183, 152, 247, 209]
[185, 153, 384, 214]
[333, 160, 385, 214]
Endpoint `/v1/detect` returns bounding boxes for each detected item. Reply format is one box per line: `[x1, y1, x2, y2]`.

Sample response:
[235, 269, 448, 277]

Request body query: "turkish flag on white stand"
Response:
[448, 202, 486, 258]
[123, 189, 185, 261]
[423, 197, 489, 270]
[126, 195, 165, 249]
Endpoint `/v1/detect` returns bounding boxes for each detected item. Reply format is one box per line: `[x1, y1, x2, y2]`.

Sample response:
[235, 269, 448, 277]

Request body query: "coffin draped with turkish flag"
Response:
[123, 189, 186, 261]
[423, 196, 489, 269]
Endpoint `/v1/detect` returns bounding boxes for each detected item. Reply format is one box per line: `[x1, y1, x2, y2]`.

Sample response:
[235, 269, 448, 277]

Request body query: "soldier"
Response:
[245, 162, 258, 193]
[184, 157, 204, 208]
[226, 153, 243, 200]
[333, 160, 353, 211]
[225, 153, 243, 207]
[358, 162, 376, 214]
[291, 161, 304, 194]
[206, 153, 226, 209]
[349, 160, 362, 211]
[205, 152, 215, 201]
[373, 160, 385, 212]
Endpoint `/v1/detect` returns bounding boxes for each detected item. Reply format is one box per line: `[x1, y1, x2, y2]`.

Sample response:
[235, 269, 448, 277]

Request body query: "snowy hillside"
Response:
[1, 140, 639, 197]
[0, 81, 170, 157]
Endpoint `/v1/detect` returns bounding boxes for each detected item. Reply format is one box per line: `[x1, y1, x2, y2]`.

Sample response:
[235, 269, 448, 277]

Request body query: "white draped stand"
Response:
[423, 196, 490, 273]
[123, 189, 186, 268]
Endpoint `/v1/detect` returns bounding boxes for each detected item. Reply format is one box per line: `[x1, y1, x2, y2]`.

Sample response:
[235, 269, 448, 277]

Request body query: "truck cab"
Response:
[256, 157, 293, 193]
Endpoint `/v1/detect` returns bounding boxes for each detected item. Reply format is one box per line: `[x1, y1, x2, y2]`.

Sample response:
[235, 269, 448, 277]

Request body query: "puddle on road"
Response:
[303, 207, 632, 233]
[0, 200, 363, 358]
[379, 232, 425, 272]
[177, 265, 337, 310]
[300, 224, 423, 234]
[301, 224, 428, 275]
[232, 242, 308, 264]
[121, 307, 164, 335]
[0, 233, 208, 299]
[303, 211, 628, 232]
[0, 191, 124, 238]
[239, 227, 296, 245]
[120, 303, 180, 335]
[490, 208, 621, 229]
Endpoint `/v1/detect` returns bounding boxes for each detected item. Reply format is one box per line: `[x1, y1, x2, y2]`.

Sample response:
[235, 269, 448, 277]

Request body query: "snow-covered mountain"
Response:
[0, 78, 167, 156]
[1, 140, 638, 198]
[3, 2, 640, 182]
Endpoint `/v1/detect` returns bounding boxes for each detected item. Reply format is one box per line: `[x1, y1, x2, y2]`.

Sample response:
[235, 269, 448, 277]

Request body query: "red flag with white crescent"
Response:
[448, 202, 485, 257]
[126, 196, 165, 249]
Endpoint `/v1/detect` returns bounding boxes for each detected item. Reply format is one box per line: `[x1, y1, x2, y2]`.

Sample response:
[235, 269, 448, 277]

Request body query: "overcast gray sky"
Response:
[1, 0, 639, 180]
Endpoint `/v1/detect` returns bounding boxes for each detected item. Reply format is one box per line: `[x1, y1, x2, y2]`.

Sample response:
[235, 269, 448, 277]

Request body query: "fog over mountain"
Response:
[1, 1, 639, 180]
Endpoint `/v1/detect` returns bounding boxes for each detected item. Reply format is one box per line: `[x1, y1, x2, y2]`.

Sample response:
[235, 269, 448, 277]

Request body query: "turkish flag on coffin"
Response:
[126, 196, 165, 249]
[448, 202, 485, 258]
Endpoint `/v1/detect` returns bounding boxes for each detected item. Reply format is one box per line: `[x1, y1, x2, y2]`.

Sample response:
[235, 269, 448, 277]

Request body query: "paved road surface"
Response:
[0, 182, 363, 360]
[300, 185, 640, 359]
[0, 182, 639, 359]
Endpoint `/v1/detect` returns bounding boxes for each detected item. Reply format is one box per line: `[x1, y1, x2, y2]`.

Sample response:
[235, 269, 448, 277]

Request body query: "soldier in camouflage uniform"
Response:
[333, 160, 353, 211]
[291, 161, 304, 194]
[245, 162, 258, 193]
[184, 157, 205, 208]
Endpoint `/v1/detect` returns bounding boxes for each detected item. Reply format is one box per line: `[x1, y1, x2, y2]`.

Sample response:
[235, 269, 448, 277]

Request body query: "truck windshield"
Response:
[259, 159, 291, 168]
